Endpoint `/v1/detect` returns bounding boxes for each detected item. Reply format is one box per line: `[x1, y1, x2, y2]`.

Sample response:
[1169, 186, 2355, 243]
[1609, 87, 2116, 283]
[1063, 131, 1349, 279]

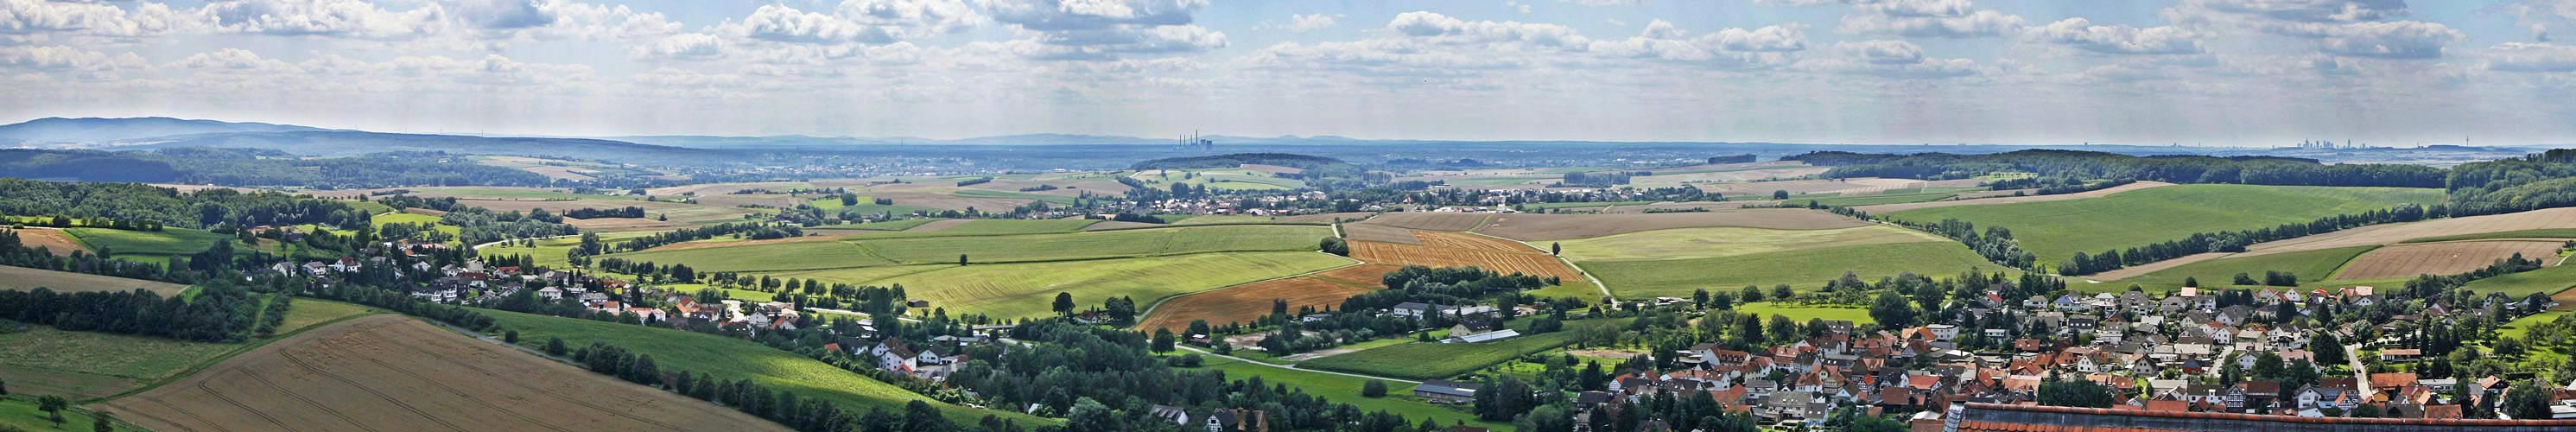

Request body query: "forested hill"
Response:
[1786, 149, 2447, 187]
[2448, 149, 2576, 216]
[135, 130, 728, 163]
[0, 117, 324, 145]
[1129, 153, 1347, 170]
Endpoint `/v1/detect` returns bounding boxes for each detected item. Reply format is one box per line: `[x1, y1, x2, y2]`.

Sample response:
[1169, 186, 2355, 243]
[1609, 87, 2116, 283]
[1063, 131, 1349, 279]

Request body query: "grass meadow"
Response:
[1883, 184, 2447, 263]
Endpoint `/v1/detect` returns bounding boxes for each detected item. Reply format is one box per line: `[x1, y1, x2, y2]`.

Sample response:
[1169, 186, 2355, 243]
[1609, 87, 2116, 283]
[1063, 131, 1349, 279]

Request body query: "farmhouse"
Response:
[1415, 379, 1481, 403]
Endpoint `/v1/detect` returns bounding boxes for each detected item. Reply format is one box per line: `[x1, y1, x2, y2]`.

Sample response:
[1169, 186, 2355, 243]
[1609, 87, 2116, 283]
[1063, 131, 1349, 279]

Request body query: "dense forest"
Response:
[1786, 149, 2446, 187]
[0, 179, 371, 230]
[0, 148, 555, 187]
[0, 284, 276, 342]
[2446, 149, 2576, 216]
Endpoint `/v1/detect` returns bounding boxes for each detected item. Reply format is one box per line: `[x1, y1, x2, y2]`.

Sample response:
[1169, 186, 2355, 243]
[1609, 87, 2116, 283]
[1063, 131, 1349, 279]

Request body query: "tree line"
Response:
[0, 284, 269, 342]
[1786, 149, 2446, 187]
[2056, 204, 2433, 276]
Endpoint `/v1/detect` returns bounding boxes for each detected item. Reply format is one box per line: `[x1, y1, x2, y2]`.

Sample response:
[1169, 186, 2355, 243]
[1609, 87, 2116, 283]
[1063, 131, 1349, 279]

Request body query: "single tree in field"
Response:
[1773, 190, 1790, 200]
[1362, 379, 1389, 397]
[1550, 242, 1561, 256]
[38, 395, 68, 425]
[1770, 284, 1793, 302]
[95, 410, 117, 432]
[1151, 328, 1177, 353]
[959, 254, 969, 266]
[1, 378, 9, 395]
[1740, 285, 1764, 302]
[2182, 276, 2199, 288]
[1272, 299, 1289, 316]
[1053, 292, 1075, 316]
[504, 330, 519, 344]
[545, 337, 569, 356]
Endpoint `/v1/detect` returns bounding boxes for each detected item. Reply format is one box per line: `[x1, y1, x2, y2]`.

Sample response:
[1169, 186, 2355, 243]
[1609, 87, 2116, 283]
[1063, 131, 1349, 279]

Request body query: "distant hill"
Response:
[0, 117, 325, 145]
[1132, 153, 1348, 170]
[132, 130, 732, 163]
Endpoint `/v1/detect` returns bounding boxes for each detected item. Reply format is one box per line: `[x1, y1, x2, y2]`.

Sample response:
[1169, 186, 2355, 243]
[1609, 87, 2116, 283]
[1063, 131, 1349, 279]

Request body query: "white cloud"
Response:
[632, 33, 726, 60]
[0, 0, 199, 38]
[2187, 0, 2406, 23]
[1285, 13, 1336, 32]
[2026, 17, 2204, 55]
[2488, 41, 2576, 72]
[202, 0, 449, 40]
[1837, 0, 2022, 38]
[0, 45, 147, 77]
[1585, 21, 1803, 67]
[978, 0, 1220, 60]
[733, 4, 895, 44]
[1388, 11, 1589, 48]
[1799, 40, 1980, 78]
[2272, 20, 2464, 59]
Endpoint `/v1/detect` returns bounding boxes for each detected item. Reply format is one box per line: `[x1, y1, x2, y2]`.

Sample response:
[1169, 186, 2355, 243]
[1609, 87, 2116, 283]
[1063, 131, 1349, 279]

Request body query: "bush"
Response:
[1361, 379, 1389, 397]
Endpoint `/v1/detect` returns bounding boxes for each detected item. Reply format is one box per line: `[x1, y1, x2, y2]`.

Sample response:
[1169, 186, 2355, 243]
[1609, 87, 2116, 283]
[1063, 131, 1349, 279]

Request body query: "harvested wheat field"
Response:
[1851, 181, 2174, 213]
[1696, 178, 1917, 195]
[1360, 212, 1492, 232]
[1342, 222, 1419, 244]
[1475, 209, 1869, 241]
[98, 315, 785, 432]
[2332, 240, 2566, 280]
[8, 228, 88, 256]
[1350, 232, 1582, 280]
[1135, 265, 1396, 332]
[0, 265, 187, 295]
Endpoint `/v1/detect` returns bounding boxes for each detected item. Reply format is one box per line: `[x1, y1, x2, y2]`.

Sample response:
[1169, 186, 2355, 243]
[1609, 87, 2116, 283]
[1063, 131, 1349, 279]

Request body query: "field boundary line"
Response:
[1132, 252, 1365, 330]
[84, 302, 392, 403]
[2316, 245, 2382, 282]
[1176, 346, 1421, 384]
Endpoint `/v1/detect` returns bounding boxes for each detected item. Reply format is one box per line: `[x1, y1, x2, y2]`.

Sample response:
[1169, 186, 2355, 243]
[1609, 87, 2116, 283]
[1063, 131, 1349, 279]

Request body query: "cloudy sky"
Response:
[6, 0, 2576, 145]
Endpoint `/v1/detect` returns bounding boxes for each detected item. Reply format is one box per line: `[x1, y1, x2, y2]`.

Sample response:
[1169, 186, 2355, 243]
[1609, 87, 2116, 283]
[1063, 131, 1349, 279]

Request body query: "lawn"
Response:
[1192, 355, 1499, 429]
[1298, 319, 1627, 380]
[1734, 302, 1875, 325]
[1577, 241, 2002, 298]
[777, 251, 1355, 321]
[476, 309, 1050, 426]
[1883, 184, 2447, 263]
[2462, 264, 2576, 298]
[2100, 246, 2378, 293]
[62, 227, 229, 257]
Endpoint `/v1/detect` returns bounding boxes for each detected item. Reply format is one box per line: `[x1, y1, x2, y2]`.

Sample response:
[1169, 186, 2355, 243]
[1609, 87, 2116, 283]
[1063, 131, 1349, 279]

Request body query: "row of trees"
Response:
[1787, 149, 2447, 187]
[0, 285, 266, 342]
[2058, 204, 2434, 276]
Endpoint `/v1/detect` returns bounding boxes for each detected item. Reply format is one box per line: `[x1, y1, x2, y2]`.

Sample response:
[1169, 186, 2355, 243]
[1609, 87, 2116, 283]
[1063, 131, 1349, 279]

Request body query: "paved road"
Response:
[2346, 343, 2370, 404]
[1177, 346, 1421, 384]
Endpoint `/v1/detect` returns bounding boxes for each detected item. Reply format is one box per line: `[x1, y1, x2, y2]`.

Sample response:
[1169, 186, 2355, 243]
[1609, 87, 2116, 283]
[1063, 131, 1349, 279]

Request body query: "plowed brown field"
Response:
[1350, 231, 1583, 280]
[1134, 264, 1398, 332]
[10, 228, 87, 256]
[2332, 240, 2566, 280]
[1342, 222, 1419, 244]
[98, 315, 786, 432]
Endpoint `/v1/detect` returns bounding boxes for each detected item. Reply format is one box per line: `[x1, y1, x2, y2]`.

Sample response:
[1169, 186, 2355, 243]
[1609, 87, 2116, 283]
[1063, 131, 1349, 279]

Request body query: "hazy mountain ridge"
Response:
[0, 117, 327, 145]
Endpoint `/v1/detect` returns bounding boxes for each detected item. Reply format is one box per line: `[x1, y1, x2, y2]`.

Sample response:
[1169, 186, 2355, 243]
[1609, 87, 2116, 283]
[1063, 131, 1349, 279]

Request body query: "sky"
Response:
[6, 0, 2576, 146]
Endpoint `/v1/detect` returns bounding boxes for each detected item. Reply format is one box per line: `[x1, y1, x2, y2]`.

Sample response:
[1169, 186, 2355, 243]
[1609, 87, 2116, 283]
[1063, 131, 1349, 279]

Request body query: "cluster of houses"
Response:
[1138, 191, 1336, 215]
[1557, 285, 2574, 429]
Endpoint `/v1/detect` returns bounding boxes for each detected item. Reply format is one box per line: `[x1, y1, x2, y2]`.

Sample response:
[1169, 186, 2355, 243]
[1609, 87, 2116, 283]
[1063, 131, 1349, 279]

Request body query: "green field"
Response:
[0, 299, 379, 401]
[1780, 191, 1962, 207]
[423, 187, 635, 200]
[1298, 319, 1625, 380]
[951, 189, 1082, 205]
[1883, 185, 2447, 263]
[2462, 263, 2576, 298]
[808, 197, 939, 215]
[1126, 169, 1306, 192]
[479, 232, 658, 269]
[371, 212, 460, 235]
[1557, 226, 1946, 262]
[929, 219, 1099, 235]
[609, 241, 896, 272]
[0, 395, 124, 432]
[1576, 241, 2002, 298]
[1192, 355, 1497, 429]
[477, 309, 1049, 426]
[63, 227, 229, 257]
[777, 251, 1354, 320]
[813, 219, 947, 231]
[1734, 302, 1875, 325]
[1164, 215, 1336, 226]
[2499, 310, 2570, 340]
[2103, 246, 2378, 293]
[857, 226, 1329, 264]
[2400, 229, 2576, 244]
